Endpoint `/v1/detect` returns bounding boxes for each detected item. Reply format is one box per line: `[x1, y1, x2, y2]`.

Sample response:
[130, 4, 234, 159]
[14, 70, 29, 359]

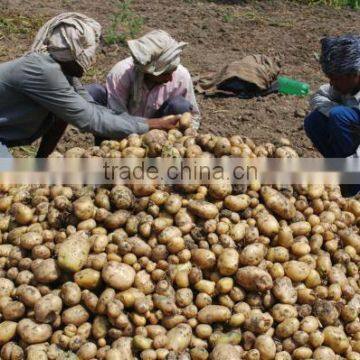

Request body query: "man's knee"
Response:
[328, 106, 350, 123]
[304, 110, 323, 137]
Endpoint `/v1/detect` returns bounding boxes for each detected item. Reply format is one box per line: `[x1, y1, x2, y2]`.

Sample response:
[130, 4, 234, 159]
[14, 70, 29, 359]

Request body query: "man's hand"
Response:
[147, 115, 181, 130]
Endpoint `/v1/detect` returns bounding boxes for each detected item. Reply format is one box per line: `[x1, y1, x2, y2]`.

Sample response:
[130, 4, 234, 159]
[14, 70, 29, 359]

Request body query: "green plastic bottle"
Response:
[278, 76, 309, 96]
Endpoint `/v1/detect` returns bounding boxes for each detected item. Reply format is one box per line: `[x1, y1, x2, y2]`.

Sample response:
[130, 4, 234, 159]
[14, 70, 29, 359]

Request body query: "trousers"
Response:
[304, 106, 360, 196]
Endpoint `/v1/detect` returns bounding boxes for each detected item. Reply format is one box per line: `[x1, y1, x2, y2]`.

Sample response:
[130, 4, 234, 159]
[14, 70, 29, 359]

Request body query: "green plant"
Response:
[103, 0, 144, 46]
[222, 10, 235, 23]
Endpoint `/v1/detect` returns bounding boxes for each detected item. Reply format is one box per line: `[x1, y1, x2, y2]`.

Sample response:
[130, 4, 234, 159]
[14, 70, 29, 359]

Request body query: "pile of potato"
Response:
[0, 114, 359, 360]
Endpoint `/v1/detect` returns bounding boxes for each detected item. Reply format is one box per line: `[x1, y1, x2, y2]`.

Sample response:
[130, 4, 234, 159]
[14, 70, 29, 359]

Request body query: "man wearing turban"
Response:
[87, 29, 200, 145]
[0, 13, 179, 158]
[304, 35, 360, 196]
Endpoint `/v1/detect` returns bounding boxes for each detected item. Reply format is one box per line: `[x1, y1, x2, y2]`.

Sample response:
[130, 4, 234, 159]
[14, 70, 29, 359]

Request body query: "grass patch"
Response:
[0, 11, 45, 39]
[295, 0, 360, 9]
[103, 0, 144, 46]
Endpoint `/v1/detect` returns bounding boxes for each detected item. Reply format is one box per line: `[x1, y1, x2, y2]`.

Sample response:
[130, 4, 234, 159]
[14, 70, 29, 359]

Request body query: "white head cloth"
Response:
[127, 29, 187, 111]
[30, 12, 101, 72]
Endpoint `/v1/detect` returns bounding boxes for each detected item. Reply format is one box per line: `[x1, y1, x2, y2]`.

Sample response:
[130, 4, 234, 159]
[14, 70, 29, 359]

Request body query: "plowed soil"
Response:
[1, 0, 359, 156]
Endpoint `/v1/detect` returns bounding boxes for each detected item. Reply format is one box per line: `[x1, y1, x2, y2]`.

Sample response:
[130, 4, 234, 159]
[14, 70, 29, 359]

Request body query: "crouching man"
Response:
[304, 35, 360, 196]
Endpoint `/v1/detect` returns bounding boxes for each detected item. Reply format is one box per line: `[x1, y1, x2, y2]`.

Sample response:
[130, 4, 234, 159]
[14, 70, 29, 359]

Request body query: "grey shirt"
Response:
[310, 83, 360, 117]
[0, 53, 149, 143]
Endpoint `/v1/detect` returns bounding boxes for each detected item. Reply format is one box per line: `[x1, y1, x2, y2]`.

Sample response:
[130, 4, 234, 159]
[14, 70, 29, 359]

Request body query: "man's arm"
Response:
[36, 118, 67, 158]
[310, 84, 339, 117]
[19, 56, 150, 139]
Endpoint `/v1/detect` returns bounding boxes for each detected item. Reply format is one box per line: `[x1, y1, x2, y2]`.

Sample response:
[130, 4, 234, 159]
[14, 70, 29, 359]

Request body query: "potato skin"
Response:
[57, 232, 91, 272]
[62, 305, 89, 326]
[217, 248, 239, 276]
[210, 344, 242, 360]
[188, 200, 219, 219]
[167, 324, 192, 353]
[102, 261, 136, 290]
[0, 321, 18, 345]
[261, 186, 296, 220]
[197, 305, 231, 324]
[34, 294, 63, 323]
[236, 266, 273, 292]
[17, 319, 52, 344]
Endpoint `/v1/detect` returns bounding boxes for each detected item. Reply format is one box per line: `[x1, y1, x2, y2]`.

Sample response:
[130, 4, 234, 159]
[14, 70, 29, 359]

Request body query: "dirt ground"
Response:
[1, 0, 360, 157]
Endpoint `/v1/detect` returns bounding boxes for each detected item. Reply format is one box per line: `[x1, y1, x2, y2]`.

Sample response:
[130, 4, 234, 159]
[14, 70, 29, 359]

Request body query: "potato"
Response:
[17, 318, 52, 344]
[164, 194, 182, 214]
[239, 243, 266, 266]
[104, 209, 131, 229]
[20, 231, 43, 250]
[77, 342, 97, 359]
[142, 129, 168, 157]
[272, 277, 297, 304]
[191, 249, 216, 270]
[338, 229, 360, 254]
[255, 335, 276, 360]
[75, 268, 101, 289]
[2, 300, 25, 321]
[244, 309, 273, 334]
[62, 305, 89, 326]
[0, 321, 17, 345]
[289, 221, 311, 236]
[179, 112, 192, 130]
[197, 305, 231, 324]
[61, 282, 82, 306]
[0, 278, 15, 297]
[73, 197, 95, 220]
[17, 285, 41, 308]
[313, 346, 336, 360]
[271, 304, 298, 323]
[32, 258, 60, 283]
[236, 266, 273, 292]
[57, 232, 91, 272]
[283, 261, 310, 282]
[188, 200, 219, 219]
[210, 344, 242, 360]
[34, 294, 63, 323]
[217, 248, 239, 276]
[262, 187, 296, 219]
[112, 337, 134, 359]
[224, 194, 250, 212]
[110, 185, 134, 210]
[323, 326, 350, 354]
[229, 222, 246, 242]
[0, 342, 24, 360]
[166, 324, 192, 353]
[122, 146, 146, 158]
[102, 261, 135, 290]
[256, 210, 279, 237]
[12, 203, 33, 225]
[208, 181, 232, 200]
[276, 318, 300, 338]
[134, 270, 154, 294]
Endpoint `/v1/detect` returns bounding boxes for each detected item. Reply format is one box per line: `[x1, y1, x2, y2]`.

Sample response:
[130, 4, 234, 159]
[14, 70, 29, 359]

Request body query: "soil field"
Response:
[1, 0, 359, 156]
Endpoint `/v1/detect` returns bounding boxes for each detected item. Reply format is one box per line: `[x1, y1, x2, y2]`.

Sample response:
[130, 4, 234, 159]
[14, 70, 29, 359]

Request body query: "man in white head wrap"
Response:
[103, 29, 201, 130]
[31, 12, 101, 74]
[0, 14, 179, 158]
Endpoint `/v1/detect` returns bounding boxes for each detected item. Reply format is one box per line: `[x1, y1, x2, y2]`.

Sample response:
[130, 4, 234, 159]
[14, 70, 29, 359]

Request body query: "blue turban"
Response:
[320, 35, 360, 76]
